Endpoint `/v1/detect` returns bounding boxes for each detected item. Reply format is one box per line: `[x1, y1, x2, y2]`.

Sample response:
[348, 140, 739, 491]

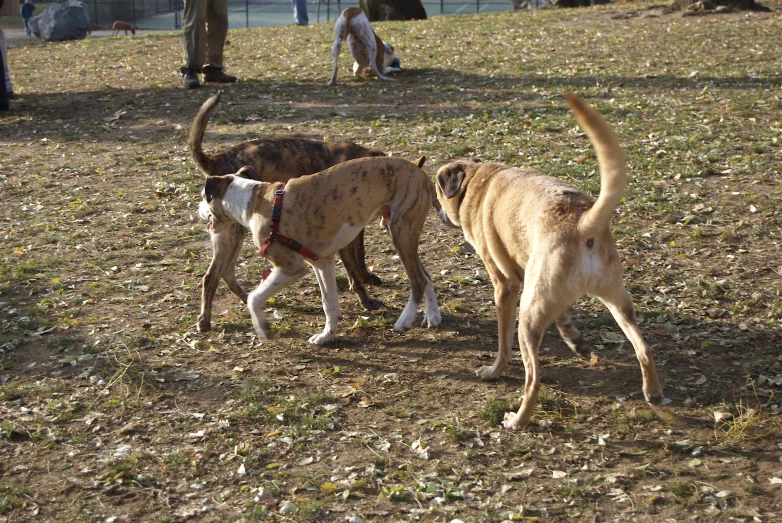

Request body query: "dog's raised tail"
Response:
[188, 91, 222, 177]
[565, 93, 627, 237]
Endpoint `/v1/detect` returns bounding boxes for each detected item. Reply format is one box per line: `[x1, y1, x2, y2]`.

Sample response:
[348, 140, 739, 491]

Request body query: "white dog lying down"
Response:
[328, 7, 401, 86]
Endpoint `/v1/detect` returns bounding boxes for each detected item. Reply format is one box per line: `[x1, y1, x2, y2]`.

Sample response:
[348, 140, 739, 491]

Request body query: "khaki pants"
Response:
[181, 0, 229, 72]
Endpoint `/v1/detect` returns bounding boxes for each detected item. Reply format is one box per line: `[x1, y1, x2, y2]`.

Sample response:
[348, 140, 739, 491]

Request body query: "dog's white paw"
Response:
[393, 317, 414, 333]
[475, 365, 502, 380]
[422, 309, 442, 328]
[502, 411, 522, 430]
[308, 331, 335, 345]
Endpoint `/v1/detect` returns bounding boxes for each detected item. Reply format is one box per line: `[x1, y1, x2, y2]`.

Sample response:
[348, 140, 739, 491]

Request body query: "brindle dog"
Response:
[190, 92, 386, 332]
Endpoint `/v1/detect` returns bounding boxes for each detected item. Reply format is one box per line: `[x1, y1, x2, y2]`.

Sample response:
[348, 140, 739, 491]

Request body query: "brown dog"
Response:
[111, 21, 135, 36]
[190, 92, 387, 332]
[199, 158, 442, 344]
[434, 93, 663, 429]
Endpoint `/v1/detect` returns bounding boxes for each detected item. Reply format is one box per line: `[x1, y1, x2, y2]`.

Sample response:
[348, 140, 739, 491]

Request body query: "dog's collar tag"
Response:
[260, 185, 320, 261]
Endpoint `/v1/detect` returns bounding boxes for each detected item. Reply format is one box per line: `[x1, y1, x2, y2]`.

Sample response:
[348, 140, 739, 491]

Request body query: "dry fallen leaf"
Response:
[103, 109, 127, 122]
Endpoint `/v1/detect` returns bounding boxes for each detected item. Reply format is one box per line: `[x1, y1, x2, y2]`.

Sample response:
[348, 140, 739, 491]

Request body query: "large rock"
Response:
[29, 0, 90, 41]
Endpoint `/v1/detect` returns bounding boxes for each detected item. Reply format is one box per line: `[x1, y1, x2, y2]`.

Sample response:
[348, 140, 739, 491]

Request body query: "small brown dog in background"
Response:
[434, 93, 663, 430]
[111, 21, 135, 36]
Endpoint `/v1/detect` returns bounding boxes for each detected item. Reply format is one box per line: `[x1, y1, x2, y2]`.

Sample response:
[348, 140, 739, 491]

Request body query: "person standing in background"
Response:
[292, 0, 308, 26]
[0, 0, 17, 109]
[180, 0, 236, 89]
[21, 0, 35, 38]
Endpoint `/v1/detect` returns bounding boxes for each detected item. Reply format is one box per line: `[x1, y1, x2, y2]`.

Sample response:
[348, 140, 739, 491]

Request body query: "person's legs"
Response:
[0, 25, 12, 96]
[0, 26, 8, 110]
[181, 0, 207, 87]
[24, 19, 31, 38]
[292, 0, 308, 25]
[204, 0, 228, 70]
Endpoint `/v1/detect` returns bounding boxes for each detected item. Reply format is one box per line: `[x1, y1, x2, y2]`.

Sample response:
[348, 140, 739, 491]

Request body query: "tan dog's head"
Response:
[199, 166, 259, 228]
[434, 160, 481, 228]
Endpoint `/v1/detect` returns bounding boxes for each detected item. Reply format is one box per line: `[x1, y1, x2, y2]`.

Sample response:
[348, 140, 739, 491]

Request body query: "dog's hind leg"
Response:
[309, 256, 341, 345]
[339, 230, 384, 311]
[595, 285, 664, 406]
[389, 221, 441, 333]
[198, 222, 247, 332]
[327, 21, 345, 86]
[556, 310, 590, 357]
[476, 262, 520, 379]
[502, 258, 576, 429]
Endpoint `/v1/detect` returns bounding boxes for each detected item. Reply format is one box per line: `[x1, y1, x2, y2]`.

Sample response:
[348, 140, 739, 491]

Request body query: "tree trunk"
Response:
[358, 0, 427, 21]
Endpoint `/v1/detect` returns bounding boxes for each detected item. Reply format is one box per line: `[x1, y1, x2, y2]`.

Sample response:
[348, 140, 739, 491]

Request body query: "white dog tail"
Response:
[565, 93, 627, 237]
[188, 91, 221, 177]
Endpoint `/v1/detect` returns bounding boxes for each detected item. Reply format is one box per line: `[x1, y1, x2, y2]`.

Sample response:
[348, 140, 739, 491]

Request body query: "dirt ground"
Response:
[1, 3, 781, 522]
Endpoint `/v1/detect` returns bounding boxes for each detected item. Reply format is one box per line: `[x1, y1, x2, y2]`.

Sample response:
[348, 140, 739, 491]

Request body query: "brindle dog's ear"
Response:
[236, 166, 260, 181]
[414, 156, 426, 168]
[204, 176, 228, 203]
[436, 164, 466, 200]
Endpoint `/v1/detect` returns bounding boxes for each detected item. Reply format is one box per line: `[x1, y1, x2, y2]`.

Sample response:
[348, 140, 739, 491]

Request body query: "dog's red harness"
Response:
[260, 186, 319, 261]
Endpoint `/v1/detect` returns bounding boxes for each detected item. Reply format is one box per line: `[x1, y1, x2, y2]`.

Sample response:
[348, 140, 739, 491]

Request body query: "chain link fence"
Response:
[30, 0, 543, 30]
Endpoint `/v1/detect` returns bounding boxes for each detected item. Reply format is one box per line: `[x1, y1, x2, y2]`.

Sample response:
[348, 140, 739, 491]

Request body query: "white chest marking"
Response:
[222, 177, 259, 227]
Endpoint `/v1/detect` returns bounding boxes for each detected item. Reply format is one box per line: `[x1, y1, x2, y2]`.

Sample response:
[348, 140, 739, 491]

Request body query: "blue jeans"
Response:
[292, 0, 308, 25]
[24, 18, 31, 38]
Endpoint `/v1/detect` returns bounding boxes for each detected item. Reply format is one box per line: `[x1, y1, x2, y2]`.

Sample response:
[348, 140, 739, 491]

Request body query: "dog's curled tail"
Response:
[188, 91, 222, 177]
[565, 93, 627, 237]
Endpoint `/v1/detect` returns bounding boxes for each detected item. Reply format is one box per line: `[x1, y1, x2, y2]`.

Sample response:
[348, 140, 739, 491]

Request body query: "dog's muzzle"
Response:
[198, 200, 214, 230]
[439, 207, 453, 227]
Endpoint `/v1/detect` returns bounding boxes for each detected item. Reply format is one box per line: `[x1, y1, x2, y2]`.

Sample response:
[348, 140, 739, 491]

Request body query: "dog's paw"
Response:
[393, 315, 415, 333]
[308, 331, 335, 345]
[645, 390, 665, 406]
[475, 365, 501, 380]
[252, 320, 271, 341]
[422, 310, 442, 328]
[502, 412, 522, 430]
[361, 296, 385, 312]
[196, 317, 212, 333]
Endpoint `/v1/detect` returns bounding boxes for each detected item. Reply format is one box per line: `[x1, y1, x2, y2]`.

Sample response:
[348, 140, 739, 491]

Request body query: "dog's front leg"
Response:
[476, 274, 519, 379]
[198, 222, 247, 332]
[309, 256, 340, 345]
[502, 288, 548, 430]
[247, 267, 303, 340]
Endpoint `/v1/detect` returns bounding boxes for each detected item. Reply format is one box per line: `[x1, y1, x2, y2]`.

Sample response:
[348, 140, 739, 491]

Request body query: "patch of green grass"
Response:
[0, 484, 30, 514]
[481, 398, 513, 427]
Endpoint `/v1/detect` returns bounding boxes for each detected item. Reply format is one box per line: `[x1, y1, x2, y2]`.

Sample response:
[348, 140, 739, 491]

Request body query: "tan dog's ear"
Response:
[204, 176, 231, 203]
[436, 164, 466, 200]
[414, 156, 426, 168]
[236, 166, 260, 181]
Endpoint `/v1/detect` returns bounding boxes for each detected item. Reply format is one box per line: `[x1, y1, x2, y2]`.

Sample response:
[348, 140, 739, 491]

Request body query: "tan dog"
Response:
[434, 93, 663, 429]
[111, 21, 135, 36]
[199, 157, 442, 344]
[190, 92, 388, 332]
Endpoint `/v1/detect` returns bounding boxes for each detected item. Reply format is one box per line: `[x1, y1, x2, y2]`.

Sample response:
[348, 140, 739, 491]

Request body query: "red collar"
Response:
[259, 186, 319, 261]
